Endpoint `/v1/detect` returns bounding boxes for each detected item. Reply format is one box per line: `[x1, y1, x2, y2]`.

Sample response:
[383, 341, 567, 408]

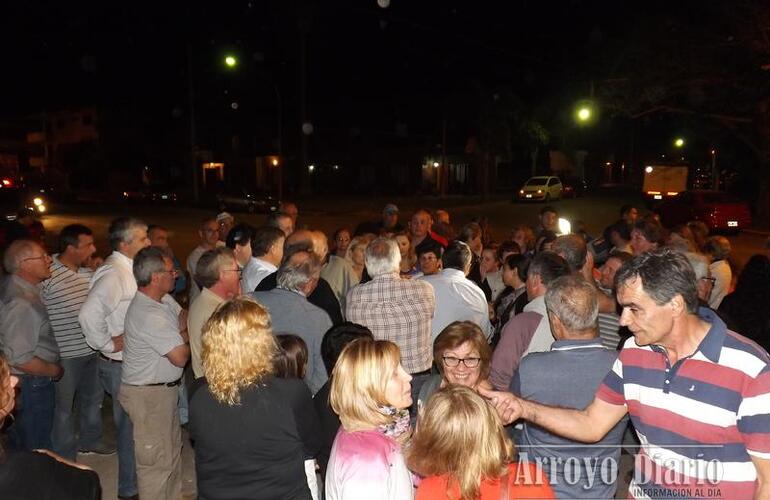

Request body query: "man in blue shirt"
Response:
[511, 274, 628, 498]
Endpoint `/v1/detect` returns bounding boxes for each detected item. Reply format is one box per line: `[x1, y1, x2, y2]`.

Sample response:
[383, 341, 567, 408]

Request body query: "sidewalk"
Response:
[77, 396, 197, 499]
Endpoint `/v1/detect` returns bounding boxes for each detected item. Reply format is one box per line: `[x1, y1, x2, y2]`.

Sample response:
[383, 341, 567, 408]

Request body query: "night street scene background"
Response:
[3, 2, 770, 499]
[2, 0, 769, 208]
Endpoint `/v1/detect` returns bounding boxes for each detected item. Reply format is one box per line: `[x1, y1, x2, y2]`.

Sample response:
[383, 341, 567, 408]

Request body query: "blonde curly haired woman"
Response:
[407, 385, 553, 500]
[325, 339, 414, 500]
[188, 297, 321, 500]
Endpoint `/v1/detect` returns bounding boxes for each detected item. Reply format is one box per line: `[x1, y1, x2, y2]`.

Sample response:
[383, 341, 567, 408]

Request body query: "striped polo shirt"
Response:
[40, 255, 95, 359]
[597, 308, 770, 499]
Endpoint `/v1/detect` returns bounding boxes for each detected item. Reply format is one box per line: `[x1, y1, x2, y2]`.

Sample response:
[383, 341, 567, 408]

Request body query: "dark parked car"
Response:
[561, 177, 589, 198]
[123, 184, 179, 204]
[655, 190, 751, 233]
[0, 187, 48, 221]
[216, 187, 279, 214]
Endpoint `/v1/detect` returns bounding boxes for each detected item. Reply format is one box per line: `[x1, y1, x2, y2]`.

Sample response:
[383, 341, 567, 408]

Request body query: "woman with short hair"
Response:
[417, 321, 493, 411]
[407, 385, 553, 500]
[325, 339, 414, 500]
[189, 297, 321, 500]
[345, 235, 373, 282]
[394, 231, 418, 277]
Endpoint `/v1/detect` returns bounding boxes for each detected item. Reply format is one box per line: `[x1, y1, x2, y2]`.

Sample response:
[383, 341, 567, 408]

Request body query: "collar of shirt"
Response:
[523, 294, 546, 315]
[440, 268, 466, 280]
[551, 338, 606, 351]
[111, 250, 133, 268]
[252, 257, 277, 272]
[275, 286, 306, 298]
[371, 271, 400, 281]
[10, 274, 41, 295]
[649, 306, 725, 363]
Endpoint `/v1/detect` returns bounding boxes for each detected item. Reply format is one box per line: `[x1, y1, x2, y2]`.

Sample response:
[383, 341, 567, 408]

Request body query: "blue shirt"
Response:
[512, 338, 628, 499]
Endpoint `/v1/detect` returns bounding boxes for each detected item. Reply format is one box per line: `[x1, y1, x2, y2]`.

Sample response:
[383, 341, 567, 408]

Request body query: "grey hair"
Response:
[277, 254, 321, 292]
[365, 237, 401, 276]
[3, 239, 40, 274]
[705, 236, 731, 261]
[614, 248, 699, 314]
[195, 247, 236, 289]
[552, 234, 587, 272]
[544, 275, 599, 332]
[683, 252, 710, 280]
[133, 247, 168, 287]
[108, 217, 147, 251]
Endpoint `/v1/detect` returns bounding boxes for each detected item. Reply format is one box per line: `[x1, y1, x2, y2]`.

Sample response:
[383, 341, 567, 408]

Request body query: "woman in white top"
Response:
[325, 339, 414, 500]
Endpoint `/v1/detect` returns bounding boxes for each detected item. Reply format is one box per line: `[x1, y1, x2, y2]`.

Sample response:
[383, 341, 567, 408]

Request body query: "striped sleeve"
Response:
[596, 354, 626, 406]
[737, 364, 770, 459]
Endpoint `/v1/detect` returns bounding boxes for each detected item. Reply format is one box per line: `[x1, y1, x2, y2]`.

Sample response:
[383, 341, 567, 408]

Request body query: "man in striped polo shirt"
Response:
[481, 249, 770, 499]
[41, 224, 114, 459]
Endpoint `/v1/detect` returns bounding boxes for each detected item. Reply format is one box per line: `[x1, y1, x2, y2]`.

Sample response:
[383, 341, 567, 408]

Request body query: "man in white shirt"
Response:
[79, 217, 149, 500]
[186, 218, 222, 303]
[119, 247, 189, 500]
[236, 225, 284, 293]
[419, 241, 492, 341]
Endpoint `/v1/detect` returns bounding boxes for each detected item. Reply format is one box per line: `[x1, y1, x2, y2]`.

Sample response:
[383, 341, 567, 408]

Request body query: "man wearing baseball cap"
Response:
[354, 203, 404, 236]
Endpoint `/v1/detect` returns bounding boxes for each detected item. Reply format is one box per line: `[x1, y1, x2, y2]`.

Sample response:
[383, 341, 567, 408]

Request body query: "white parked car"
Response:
[517, 176, 563, 201]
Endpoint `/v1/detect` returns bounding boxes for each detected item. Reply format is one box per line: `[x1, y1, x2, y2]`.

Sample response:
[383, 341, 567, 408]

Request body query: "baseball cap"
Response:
[383, 204, 399, 215]
[216, 212, 234, 223]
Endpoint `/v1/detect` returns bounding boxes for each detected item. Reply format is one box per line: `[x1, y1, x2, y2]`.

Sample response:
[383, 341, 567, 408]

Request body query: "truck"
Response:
[642, 165, 688, 201]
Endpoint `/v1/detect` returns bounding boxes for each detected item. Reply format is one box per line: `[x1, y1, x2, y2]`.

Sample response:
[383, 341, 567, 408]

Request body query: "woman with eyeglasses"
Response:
[416, 321, 493, 414]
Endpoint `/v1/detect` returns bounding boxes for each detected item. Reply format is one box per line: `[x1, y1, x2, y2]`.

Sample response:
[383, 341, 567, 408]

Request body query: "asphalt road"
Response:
[38, 194, 768, 274]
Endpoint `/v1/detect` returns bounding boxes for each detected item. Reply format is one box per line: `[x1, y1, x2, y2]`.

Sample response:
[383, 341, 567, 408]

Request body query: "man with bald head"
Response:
[1, 239, 62, 450]
[254, 229, 343, 324]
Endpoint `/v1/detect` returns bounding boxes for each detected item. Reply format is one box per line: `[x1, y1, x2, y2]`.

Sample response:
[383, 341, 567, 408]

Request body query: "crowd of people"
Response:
[0, 199, 769, 500]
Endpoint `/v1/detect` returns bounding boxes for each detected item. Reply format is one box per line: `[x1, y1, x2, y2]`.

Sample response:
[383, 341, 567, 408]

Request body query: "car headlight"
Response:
[537, 189, 543, 194]
[519, 190, 524, 194]
[33, 197, 43, 206]
[37, 204, 46, 213]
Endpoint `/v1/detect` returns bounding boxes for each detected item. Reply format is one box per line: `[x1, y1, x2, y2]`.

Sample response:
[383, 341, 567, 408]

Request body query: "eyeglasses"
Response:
[23, 254, 50, 262]
[160, 269, 179, 277]
[700, 277, 716, 285]
[442, 356, 481, 368]
[224, 268, 243, 278]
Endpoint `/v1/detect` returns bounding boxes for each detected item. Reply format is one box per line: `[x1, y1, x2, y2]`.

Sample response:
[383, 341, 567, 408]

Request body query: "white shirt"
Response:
[484, 269, 506, 302]
[709, 259, 732, 309]
[242, 257, 276, 293]
[122, 292, 184, 385]
[419, 268, 492, 341]
[522, 294, 554, 355]
[79, 251, 136, 360]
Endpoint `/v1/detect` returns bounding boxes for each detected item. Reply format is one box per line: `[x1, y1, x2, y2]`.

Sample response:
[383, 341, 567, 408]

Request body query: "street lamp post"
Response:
[223, 54, 284, 200]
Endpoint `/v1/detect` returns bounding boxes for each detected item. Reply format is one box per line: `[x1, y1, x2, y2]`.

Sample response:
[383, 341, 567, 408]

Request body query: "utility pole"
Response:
[298, 5, 312, 196]
[187, 43, 200, 203]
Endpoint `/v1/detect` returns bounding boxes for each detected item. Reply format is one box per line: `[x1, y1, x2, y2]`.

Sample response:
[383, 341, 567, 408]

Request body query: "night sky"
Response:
[1, 0, 766, 193]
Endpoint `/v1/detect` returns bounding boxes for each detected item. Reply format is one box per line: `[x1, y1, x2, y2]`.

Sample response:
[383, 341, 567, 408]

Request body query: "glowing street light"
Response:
[674, 137, 685, 148]
[577, 107, 591, 122]
[224, 55, 238, 68]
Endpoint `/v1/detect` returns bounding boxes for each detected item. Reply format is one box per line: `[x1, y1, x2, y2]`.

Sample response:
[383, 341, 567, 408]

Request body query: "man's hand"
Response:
[50, 363, 64, 381]
[112, 334, 124, 353]
[84, 255, 104, 271]
[477, 386, 524, 425]
[178, 309, 189, 343]
[34, 449, 94, 471]
[178, 309, 188, 332]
